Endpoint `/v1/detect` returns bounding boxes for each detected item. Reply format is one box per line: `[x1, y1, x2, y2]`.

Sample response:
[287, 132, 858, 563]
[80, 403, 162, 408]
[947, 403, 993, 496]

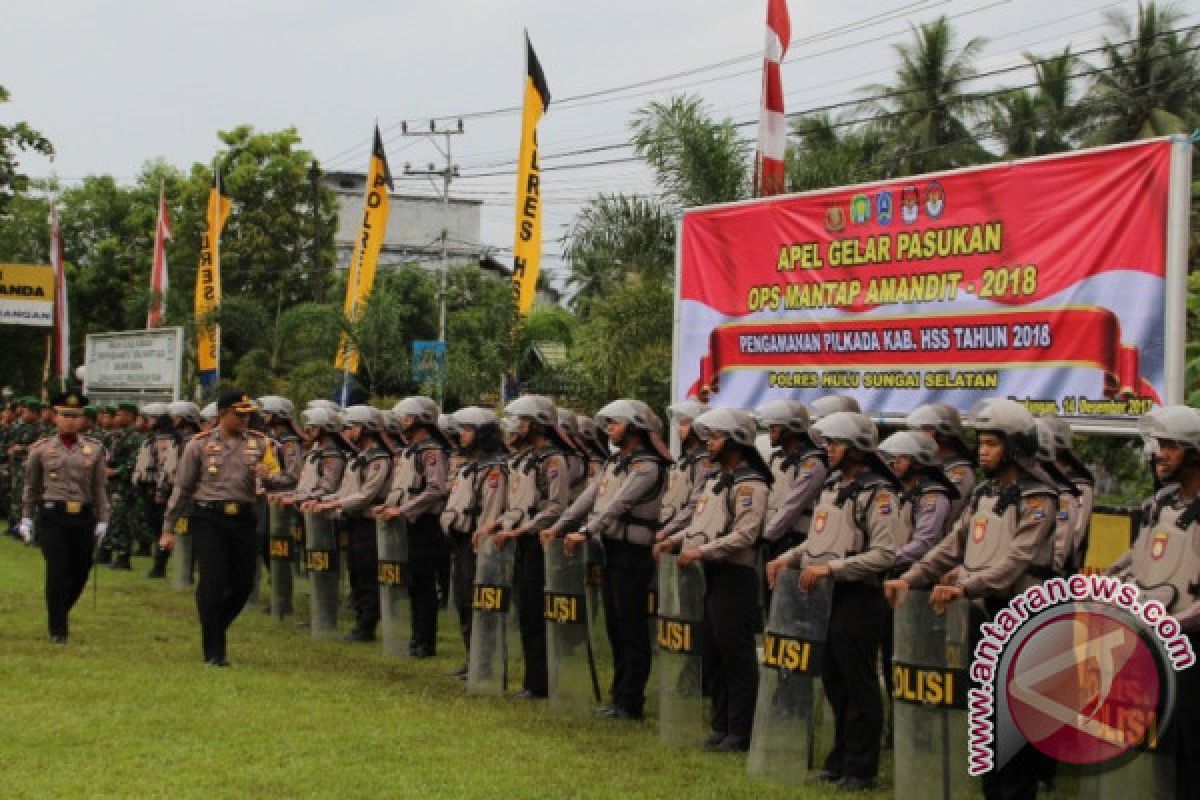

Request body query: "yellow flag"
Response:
[335, 126, 393, 374]
[511, 32, 551, 316]
[195, 171, 231, 389]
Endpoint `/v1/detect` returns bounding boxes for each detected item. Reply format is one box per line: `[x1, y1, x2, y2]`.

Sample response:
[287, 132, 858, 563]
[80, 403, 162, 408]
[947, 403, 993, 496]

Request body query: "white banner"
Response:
[0, 263, 55, 327]
[84, 328, 183, 396]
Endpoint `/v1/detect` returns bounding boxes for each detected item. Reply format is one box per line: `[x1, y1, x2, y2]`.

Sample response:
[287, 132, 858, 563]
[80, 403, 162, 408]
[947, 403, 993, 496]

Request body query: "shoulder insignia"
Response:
[876, 491, 894, 516]
[1025, 495, 1053, 520]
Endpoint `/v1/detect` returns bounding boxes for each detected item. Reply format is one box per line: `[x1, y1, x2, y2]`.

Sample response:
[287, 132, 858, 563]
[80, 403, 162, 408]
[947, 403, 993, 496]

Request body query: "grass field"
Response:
[0, 534, 893, 800]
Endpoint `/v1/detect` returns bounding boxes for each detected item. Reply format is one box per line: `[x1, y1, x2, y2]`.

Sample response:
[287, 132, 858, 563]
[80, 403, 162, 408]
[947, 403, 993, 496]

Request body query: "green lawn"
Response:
[0, 535, 890, 799]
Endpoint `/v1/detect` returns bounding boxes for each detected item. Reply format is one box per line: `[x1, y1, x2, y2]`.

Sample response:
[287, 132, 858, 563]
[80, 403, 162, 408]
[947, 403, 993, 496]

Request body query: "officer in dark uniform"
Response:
[374, 396, 450, 657]
[19, 393, 109, 644]
[160, 391, 280, 666]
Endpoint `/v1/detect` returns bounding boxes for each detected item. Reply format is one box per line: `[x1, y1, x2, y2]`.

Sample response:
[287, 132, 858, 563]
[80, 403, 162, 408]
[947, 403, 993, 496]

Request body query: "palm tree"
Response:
[562, 193, 676, 317]
[1084, 1, 1200, 143]
[991, 89, 1041, 158]
[1028, 47, 1084, 153]
[629, 94, 750, 208]
[786, 113, 887, 191]
[864, 15, 990, 175]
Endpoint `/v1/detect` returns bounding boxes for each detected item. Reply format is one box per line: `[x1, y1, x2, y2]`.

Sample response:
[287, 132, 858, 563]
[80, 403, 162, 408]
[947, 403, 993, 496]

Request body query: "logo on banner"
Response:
[924, 181, 946, 219]
[850, 194, 871, 224]
[824, 206, 846, 233]
[876, 191, 894, 225]
[900, 187, 920, 224]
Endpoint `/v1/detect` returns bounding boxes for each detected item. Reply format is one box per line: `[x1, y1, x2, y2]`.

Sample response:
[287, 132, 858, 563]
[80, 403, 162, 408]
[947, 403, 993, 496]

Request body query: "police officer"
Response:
[152, 402, 204, 581]
[575, 413, 608, 484]
[906, 403, 977, 522]
[441, 406, 509, 675]
[18, 393, 109, 644]
[558, 409, 590, 503]
[766, 411, 902, 789]
[160, 392, 279, 666]
[546, 399, 671, 720]
[655, 408, 771, 752]
[655, 400, 711, 542]
[757, 399, 828, 559]
[1032, 419, 1084, 582]
[1039, 415, 1094, 575]
[884, 398, 1058, 800]
[809, 394, 860, 420]
[259, 396, 305, 492]
[1111, 405, 1200, 800]
[373, 396, 450, 657]
[308, 405, 392, 643]
[142, 403, 179, 578]
[277, 406, 350, 510]
[484, 395, 571, 699]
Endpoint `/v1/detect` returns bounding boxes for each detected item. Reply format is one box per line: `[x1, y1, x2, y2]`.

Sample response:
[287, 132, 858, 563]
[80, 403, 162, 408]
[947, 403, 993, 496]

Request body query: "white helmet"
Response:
[258, 395, 294, 418]
[343, 404, 383, 432]
[452, 406, 498, 429]
[1037, 415, 1075, 454]
[301, 406, 342, 433]
[557, 408, 580, 436]
[438, 413, 461, 437]
[167, 401, 202, 426]
[667, 400, 709, 422]
[810, 395, 861, 420]
[503, 394, 557, 426]
[755, 400, 811, 432]
[199, 402, 218, 422]
[879, 430, 939, 466]
[906, 403, 967, 444]
[968, 398, 1038, 461]
[693, 408, 757, 447]
[811, 411, 878, 451]
[306, 399, 342, 413]
[1033, 419, 1060, 463]
[393, 396, 439, 426]
[596, 399, 662, 433]
[1138, 405, 1200, 451]
[140, 402, 168, 418]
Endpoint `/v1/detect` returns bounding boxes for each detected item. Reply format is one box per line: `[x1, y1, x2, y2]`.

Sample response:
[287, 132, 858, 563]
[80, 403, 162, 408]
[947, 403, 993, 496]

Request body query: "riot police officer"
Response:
[756, 399, 828, 559]
[574, 413, 608, 484]
[1039, 415, 1094, 575]
[547, 399, 671, 720]
[18, 393, 109, 643]
[277, 406, 349, 509]
[309, 405, 392, 643]
[809, 395, 860, 420]
[373, 396, 450, 657]
[557, 409, 589, 503]
[161, 391, 280, 665]
[655, 400, 711, 542]
[655, 408, 771, 752]
[878, 430, 957, 574]
[906, 403, 977, 522]
[884, 398, 1058, 800]
[485, 395, 571, 699]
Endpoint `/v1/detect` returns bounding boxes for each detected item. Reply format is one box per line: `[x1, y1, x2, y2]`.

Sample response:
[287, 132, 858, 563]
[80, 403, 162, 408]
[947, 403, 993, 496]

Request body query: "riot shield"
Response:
[656, 554, 707, 747]
[892, 590, 974, 800]
[304, 511, 339, 637]
[1073, 744, 1176, 799]
[268, 502, 295, 620]
[467, 535, 517, 696]
[746, 569, 833, 784]
[584, 539, 611, 669]
[376, 516, 411, 658]
[171, 516, 194, 592]
[544, 540, 602, 715]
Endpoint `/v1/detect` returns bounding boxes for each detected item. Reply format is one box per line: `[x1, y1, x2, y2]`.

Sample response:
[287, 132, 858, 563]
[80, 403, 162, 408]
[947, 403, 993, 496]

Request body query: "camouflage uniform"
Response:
[8, 405, 44, 531]
[102, 425, 141, 566]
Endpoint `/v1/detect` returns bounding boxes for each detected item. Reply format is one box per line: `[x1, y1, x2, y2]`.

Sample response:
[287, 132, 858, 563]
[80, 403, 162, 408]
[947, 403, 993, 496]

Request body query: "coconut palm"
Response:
[787, 113, 887, 191]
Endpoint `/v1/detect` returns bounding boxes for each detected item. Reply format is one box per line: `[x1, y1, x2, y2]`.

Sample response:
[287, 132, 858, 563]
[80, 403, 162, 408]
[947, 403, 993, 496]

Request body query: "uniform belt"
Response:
[195, 500, 252, 516]
[43, 500, 92, 515]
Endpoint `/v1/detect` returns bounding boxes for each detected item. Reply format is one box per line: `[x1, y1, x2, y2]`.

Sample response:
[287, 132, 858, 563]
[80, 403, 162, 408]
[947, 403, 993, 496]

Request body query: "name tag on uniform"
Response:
[66, 501, 83, 514]
[224, 502, 239, 516]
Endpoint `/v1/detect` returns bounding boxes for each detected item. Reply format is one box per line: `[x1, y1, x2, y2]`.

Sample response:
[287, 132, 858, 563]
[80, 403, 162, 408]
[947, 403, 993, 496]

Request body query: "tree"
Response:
[630, 95, 750, 208]
[0, 85, 53, 212]
[786, 114, 886, 192]
[562, 193, 676, 317]
[1084, 1, 1200, 144]
[864, 16, 990, 175]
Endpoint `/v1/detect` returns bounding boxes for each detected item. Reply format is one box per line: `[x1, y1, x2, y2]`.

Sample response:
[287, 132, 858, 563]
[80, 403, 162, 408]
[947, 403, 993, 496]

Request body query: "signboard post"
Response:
[83, 327, 183, 405]
[0, 263, 55, 327]
[673, 137, 1191, 434]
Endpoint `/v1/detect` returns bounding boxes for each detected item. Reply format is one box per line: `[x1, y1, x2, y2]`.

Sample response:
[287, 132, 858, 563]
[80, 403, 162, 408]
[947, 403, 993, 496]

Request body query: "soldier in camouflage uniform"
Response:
[8, 399, 45, 536]
[39, 402, 58, 439]
[0, 403, 13, 525]
[128, 408, 153, 556]
[102, 402, 141, 570]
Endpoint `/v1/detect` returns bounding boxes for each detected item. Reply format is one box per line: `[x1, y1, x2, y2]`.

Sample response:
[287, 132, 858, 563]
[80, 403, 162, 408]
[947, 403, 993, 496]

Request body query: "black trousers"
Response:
[1175, 634, 1200, 800]
[38, 509, 95, 637]
[346, 515, 380, 635]
[702, 562, 761, 740]
[406, 514, 443, 651]
[514, 535, 547, 696]
[191, 508, 258, 661]
[822, 580, 886, 782]
[449, 531, 476, 652]
[602, 538, 654, 714]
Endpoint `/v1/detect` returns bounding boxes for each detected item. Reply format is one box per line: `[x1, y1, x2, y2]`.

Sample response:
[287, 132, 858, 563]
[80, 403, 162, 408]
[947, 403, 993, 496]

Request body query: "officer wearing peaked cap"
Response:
[161, 391, 281, 666]
[19, 393, 109, 644]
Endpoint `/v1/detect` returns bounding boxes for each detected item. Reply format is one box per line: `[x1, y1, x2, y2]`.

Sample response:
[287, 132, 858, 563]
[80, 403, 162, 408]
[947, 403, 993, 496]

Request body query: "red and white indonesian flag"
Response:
[755, 0, 790, 197]
[147, 188, 172, 328]
[49, 207, 69, 388]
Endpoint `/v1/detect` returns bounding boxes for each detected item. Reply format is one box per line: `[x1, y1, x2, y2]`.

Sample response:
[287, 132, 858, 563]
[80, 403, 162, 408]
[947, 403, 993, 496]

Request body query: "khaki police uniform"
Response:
[328, 440, 391, 639]
[441, 452, 507, 652]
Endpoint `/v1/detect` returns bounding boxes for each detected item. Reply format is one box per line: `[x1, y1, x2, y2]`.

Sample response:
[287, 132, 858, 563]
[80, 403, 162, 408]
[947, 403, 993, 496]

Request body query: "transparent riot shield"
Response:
[656, 554, 707, 747]
[544, 540, 602, 715]
[584, 539, 611, 670]
[467, 535, 517, 696]
[892, 589, 974, 800]
[376, 516, 411, 658]
[268, 502, 295, 621]
[171, 516, 194, 592]
[1073, 743, 1176, 800]
[746, 570, 834, 784]
[304, 511, 339, 637]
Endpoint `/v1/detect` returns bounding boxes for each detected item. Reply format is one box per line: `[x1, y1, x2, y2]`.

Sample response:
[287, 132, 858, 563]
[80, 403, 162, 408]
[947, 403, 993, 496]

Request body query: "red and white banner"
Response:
[147, 188, 172, 328]
[677, 139, 1186, 420]
[50, 207, 69, 389]
[755, 0, 790, 197]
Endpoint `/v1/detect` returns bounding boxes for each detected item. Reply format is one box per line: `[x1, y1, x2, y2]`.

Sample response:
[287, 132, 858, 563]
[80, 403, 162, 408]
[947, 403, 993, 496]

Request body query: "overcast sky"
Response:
[1, 0, 1173, 285]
